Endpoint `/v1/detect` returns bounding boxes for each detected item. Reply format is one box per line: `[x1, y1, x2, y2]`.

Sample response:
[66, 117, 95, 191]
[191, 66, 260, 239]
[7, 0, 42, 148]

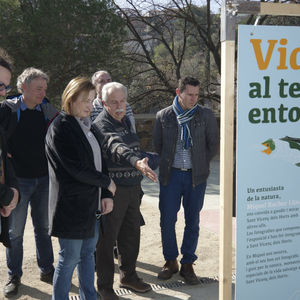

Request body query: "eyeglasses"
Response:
[0, 82, 11, 93]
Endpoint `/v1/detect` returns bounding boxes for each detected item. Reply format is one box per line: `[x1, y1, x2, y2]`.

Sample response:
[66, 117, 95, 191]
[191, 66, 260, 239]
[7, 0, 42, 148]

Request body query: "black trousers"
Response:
[96, 184, 141, 289]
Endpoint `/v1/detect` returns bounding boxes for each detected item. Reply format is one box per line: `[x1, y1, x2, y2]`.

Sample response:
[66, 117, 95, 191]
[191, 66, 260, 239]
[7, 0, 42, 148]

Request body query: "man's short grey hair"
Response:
[91, 70, 110, 85]
[17, 67, 49, 93]
[102, 82, 128, 103]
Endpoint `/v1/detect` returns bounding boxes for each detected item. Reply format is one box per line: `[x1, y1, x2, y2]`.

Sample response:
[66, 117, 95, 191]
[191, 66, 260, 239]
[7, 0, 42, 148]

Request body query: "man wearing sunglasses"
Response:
[0, 52, 19, 250]
[0, 67, 57, 297]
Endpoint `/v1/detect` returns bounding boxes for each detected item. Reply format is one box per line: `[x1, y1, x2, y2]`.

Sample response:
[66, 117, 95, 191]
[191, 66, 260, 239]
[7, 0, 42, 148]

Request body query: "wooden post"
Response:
[219, 2, 235, 300]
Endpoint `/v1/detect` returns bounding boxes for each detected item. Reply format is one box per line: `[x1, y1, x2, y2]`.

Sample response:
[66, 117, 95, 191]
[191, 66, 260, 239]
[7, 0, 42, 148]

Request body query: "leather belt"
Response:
[172, 167, 192, 172]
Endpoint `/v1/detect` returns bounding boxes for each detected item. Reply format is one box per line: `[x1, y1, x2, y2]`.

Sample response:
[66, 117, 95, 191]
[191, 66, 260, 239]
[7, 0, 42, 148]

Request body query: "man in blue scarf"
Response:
[153, 76, 219, 284]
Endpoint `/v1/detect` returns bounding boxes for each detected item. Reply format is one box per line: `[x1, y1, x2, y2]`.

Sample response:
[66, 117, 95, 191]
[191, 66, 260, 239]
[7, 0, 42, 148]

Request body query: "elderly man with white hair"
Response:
[93, 82, 157, 300]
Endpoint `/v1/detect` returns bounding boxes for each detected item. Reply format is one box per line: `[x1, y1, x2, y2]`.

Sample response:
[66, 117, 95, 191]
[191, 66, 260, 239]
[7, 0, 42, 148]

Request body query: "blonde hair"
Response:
[61, 77, 95, 115]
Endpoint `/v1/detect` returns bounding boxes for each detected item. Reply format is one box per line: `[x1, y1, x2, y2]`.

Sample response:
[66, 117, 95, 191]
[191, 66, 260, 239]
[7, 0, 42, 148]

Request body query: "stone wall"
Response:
[135, 113, 220, 152]
[135, 114, 156, 152]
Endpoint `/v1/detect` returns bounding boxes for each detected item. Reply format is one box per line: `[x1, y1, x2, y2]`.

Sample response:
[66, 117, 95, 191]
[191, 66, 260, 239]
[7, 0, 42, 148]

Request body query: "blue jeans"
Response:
[6, 176, 54, 277]
[52, 222, 99, 300]
[159, 168, 206, 264]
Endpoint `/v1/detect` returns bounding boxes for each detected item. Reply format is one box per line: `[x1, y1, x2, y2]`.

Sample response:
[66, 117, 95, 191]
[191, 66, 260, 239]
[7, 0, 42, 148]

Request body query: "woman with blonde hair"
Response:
[45, 77, 116, 300]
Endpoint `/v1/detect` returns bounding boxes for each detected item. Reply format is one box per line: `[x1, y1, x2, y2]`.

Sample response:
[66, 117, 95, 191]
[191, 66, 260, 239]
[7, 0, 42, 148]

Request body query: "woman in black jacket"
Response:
[45, 77, 116, 300]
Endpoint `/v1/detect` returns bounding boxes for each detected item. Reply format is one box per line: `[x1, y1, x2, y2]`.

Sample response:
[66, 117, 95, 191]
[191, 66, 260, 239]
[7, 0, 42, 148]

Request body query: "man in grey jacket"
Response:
[153, 76, 219, 285]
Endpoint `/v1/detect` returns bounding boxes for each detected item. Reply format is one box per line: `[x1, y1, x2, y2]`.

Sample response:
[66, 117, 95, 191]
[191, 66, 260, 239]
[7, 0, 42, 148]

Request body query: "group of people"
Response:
[0, 50, 219, 300]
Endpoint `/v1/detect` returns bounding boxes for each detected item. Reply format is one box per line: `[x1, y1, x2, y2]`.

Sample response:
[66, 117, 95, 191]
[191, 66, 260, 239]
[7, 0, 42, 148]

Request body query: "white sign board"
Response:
[236, 24, 300, 300]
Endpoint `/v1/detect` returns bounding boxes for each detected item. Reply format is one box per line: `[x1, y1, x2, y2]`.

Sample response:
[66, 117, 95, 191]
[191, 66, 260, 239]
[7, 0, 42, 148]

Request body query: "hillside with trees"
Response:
[1, 0, 299, 112]
[0, 0, 125, 106]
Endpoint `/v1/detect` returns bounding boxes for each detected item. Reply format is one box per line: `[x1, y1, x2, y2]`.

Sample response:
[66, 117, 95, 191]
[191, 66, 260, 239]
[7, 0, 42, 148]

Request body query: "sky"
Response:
[114, 0, 221, 13]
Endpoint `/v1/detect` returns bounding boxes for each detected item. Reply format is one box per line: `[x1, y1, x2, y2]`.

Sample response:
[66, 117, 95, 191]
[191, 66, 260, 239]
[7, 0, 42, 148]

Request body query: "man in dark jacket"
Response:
[0, 67, 57, 297]
[153, 76, 219, 285]
[93, 82, 157, 300]
[0, 126, 19, 246]
[0, 52, 19, 248]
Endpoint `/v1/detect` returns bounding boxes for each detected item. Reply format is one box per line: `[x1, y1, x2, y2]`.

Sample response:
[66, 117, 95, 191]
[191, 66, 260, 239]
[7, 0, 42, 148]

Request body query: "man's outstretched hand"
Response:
[135, 157, 157, 182]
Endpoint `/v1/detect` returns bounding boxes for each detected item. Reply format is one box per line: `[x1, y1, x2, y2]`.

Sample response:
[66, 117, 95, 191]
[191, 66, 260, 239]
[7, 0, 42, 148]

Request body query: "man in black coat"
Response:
[0, 52, 19, 247]
[93, 82, 157, 300]
[0, 127, 19, 247]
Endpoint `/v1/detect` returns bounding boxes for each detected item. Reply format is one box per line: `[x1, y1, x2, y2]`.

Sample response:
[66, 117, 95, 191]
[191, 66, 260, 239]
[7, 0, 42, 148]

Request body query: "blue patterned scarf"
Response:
[172, 96, 198, 149]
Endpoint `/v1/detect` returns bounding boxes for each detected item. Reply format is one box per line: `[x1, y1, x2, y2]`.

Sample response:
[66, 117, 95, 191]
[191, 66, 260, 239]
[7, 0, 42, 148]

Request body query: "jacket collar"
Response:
[60, 111, 95, 162]
[20, 97, 42, 111]
[103, 108, 127, 127]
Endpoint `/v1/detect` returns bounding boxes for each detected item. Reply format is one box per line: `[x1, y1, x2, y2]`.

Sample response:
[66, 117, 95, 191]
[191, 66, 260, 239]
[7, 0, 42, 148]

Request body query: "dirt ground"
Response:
[0, 161, 235, 300]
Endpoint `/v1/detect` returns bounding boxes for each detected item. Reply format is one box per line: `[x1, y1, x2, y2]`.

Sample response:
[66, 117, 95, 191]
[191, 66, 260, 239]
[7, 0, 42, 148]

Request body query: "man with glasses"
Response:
[0, 67, 57, 297]
[0, 51, 19, 250]
[0, 56, 12, 97]
[0, 80, 11, 96]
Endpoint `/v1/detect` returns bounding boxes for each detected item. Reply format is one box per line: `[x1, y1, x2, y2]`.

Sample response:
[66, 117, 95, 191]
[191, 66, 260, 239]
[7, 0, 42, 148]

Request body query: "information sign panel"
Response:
[236, 24, 300, 300]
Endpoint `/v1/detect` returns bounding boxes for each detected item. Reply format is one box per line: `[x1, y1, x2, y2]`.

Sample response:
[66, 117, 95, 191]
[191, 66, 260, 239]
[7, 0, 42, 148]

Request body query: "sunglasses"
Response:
[0, 82, 11, 93]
